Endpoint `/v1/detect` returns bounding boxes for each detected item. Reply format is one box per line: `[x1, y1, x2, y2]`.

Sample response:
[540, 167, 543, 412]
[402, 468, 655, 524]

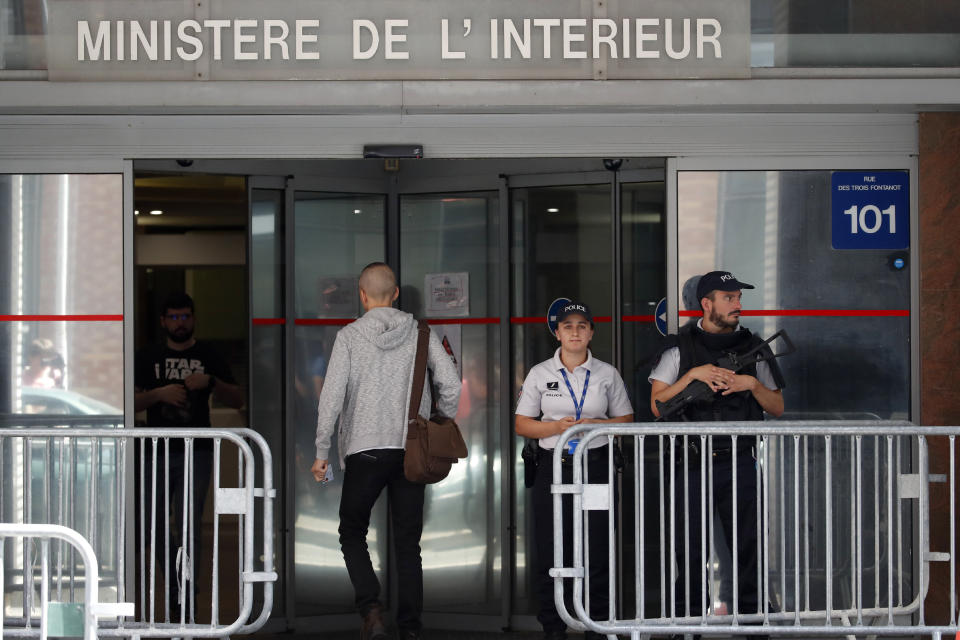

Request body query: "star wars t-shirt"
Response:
[135, 342, 236, 429]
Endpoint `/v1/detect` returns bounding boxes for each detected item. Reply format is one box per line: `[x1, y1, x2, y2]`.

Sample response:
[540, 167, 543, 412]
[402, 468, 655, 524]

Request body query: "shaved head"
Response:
[359, 262, 398, 303]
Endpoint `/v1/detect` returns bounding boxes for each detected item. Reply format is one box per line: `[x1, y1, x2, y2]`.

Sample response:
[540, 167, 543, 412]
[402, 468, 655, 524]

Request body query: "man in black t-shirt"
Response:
[134, 292, 244, 621]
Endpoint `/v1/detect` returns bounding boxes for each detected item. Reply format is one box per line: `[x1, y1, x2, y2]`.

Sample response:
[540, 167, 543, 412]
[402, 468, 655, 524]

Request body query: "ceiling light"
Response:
[547, 207, 559, 213]
[353, 209, 361, 215]
[134, 209, 140, 215]
[149, 210, 163, 215]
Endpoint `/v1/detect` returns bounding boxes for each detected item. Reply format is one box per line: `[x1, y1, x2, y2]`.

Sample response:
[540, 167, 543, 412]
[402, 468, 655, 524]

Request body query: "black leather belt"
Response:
[539, 444, 608, 464]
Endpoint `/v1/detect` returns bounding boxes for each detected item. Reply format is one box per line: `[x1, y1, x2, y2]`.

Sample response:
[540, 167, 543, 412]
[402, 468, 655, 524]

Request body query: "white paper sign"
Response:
[425, 272, 469, 317]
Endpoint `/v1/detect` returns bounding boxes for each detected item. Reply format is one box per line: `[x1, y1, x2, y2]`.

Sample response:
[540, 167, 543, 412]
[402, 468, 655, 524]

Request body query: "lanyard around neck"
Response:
[559, 368, 590, 420]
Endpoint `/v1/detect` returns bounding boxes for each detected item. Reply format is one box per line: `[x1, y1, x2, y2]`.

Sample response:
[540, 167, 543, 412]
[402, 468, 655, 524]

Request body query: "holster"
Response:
[520, 438, 539, 488]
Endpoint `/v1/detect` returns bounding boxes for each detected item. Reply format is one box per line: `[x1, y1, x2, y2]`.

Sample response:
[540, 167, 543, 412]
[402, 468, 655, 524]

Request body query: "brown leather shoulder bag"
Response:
[404, 320, 468, 484]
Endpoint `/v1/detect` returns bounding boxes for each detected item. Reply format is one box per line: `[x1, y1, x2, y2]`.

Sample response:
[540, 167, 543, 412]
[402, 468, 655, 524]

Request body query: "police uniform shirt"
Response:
[516, 348, 634, 450]
[648, 320, 778, 390]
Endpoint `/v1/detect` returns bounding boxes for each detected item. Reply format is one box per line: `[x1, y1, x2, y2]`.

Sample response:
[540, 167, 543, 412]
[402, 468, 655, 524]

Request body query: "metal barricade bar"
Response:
[0, 523, 134, 640]
[0, 426, 276, 639]
[550, 421, 955, 638]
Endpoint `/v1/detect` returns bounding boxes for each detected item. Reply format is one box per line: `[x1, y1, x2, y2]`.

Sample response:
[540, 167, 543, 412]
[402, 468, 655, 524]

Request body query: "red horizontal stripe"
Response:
[0, 314, 123, 321]
[295, 317, 502, 326]
[511, 316, 613, 324]
[623, 315, 656, 322]
[295, 318, 355, 326]
[252, 318, 285, 326]
[425, 317, 500, 325]
[678, 309, 909, 318]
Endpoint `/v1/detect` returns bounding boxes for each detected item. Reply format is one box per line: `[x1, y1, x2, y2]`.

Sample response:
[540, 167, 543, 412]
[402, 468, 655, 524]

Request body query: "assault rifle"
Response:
[655, 329, 796, 421]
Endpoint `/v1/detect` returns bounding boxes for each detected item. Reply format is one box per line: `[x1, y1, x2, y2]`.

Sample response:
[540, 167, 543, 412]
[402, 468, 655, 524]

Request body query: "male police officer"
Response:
[649, 271, 784, 634]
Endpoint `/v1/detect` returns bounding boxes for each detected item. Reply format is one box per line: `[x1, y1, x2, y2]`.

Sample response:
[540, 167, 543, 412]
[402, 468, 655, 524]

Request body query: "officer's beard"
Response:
[709, 309, 740, 331]
[165, 326, 194, 344]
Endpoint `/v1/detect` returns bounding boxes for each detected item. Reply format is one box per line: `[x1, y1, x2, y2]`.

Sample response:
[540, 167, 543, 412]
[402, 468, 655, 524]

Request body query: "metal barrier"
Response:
[549, 421, 957, 639]
[0, 523, 134, 640]
[0, 425, 276, 638]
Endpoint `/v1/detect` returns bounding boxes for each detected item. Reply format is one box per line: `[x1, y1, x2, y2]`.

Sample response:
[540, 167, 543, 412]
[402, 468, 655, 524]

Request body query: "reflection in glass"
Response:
[617, 181, 666, 617]
[750, 0, 960, 67]
[293, 192, 387, 615]
[250, 189, 286, 612]
[1, 174, 123, 416]
[677, 170, 910, 419]
[676, 168, 913, 614]
[620, 181, 666, 420]
[400, 193, 502, 613]
[510, 183, 612, 614]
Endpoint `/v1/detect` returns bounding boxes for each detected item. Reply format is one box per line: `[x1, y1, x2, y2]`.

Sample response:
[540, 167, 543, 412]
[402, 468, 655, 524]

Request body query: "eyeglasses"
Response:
[164, 313, 192, 321]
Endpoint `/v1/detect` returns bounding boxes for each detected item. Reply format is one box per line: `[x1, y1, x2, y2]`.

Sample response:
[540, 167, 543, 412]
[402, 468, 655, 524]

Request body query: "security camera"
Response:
[602, 158, 623, 171]
[176, 159, 194, 167]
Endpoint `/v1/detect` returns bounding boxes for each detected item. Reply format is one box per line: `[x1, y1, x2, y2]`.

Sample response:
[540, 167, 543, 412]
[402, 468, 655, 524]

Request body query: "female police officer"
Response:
[515, 301, 633, 640]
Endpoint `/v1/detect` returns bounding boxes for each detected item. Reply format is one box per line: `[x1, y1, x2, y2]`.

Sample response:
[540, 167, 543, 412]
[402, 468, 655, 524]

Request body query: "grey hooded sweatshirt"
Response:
[314, 306, 461, 469]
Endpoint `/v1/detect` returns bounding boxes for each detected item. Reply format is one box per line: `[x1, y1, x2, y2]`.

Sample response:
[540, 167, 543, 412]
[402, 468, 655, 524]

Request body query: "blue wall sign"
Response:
[546, 297, 571, 337]
[831, 171, 909, 250]
[655, 298, 668, 336]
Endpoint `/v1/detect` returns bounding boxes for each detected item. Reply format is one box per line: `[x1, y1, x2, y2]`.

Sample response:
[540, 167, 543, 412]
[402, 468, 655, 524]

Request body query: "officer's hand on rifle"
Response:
[720, 373, 758, 396]
[686, 363, 734, 392]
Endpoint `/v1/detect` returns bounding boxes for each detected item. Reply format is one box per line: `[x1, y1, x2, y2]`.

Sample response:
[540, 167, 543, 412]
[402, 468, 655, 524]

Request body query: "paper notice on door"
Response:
[425, 272, 469, 317]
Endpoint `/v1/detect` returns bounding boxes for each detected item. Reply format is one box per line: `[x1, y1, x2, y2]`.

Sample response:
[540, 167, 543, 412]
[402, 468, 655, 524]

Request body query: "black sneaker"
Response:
[398, 629, 422, 640]
[542, 629, 567, 640]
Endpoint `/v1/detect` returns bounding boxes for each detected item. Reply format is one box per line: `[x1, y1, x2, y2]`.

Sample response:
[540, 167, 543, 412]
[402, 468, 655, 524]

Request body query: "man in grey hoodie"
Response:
[312, 262, 461, 640]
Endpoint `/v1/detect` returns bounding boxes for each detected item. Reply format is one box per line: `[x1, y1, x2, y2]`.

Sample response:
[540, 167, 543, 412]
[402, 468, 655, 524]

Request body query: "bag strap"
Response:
[408, 319, 430, 423]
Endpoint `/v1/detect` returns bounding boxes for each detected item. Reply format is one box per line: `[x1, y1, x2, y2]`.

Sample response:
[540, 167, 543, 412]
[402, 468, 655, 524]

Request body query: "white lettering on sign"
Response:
[384, 19, 409, 60]
[441, 19, 468, 59]
[296, 20, 320, 60]
[486, 17, 725, 60]
[73, 14, 733, 65]
[843, 205, 897, 235]
[264, 19, 290, 60]
[353, 19, 379, 59]
[78, 21, 110, 60]
[353, 19, 409, 59]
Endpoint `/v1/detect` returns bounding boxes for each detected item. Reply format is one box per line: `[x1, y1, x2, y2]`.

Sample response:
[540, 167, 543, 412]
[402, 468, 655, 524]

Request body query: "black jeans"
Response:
[532, 445, 612, 633]
[675, 440, 762, 618]
[339, 448, 425, 632]
[134, 440, 213, 617]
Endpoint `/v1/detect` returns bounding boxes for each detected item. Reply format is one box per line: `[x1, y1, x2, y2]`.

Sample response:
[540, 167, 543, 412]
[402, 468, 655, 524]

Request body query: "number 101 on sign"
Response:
[843, 204, 896, 234]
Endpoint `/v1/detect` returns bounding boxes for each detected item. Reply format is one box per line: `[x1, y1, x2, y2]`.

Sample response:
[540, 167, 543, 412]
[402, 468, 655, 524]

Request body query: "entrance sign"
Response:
[47, 0, 749, 81]
[831, 171, 909, 250]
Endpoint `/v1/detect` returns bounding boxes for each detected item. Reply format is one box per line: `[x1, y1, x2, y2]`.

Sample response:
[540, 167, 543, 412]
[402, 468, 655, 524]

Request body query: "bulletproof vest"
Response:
[675, 323, 766, 423]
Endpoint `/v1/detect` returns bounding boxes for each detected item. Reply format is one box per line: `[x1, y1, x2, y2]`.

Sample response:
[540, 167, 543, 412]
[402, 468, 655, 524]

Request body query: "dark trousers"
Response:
[532, 445, 612, 632]
[339, 448, 425, 632]
[675, 440, 761, 618]
[134, 440, 213, 616]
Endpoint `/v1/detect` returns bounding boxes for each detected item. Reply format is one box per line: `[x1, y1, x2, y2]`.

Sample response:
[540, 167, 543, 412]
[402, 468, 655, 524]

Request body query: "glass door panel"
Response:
[617, 179, 666, 619]
[676, 170, 910, 418]
[292, 191, 387, 616]
[398, 192, 503, 615]
[249, 185, 286, 615]
[676, 168, 912, 613]
[509, 181, 613, 615]
[620, 180, 666, 420]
